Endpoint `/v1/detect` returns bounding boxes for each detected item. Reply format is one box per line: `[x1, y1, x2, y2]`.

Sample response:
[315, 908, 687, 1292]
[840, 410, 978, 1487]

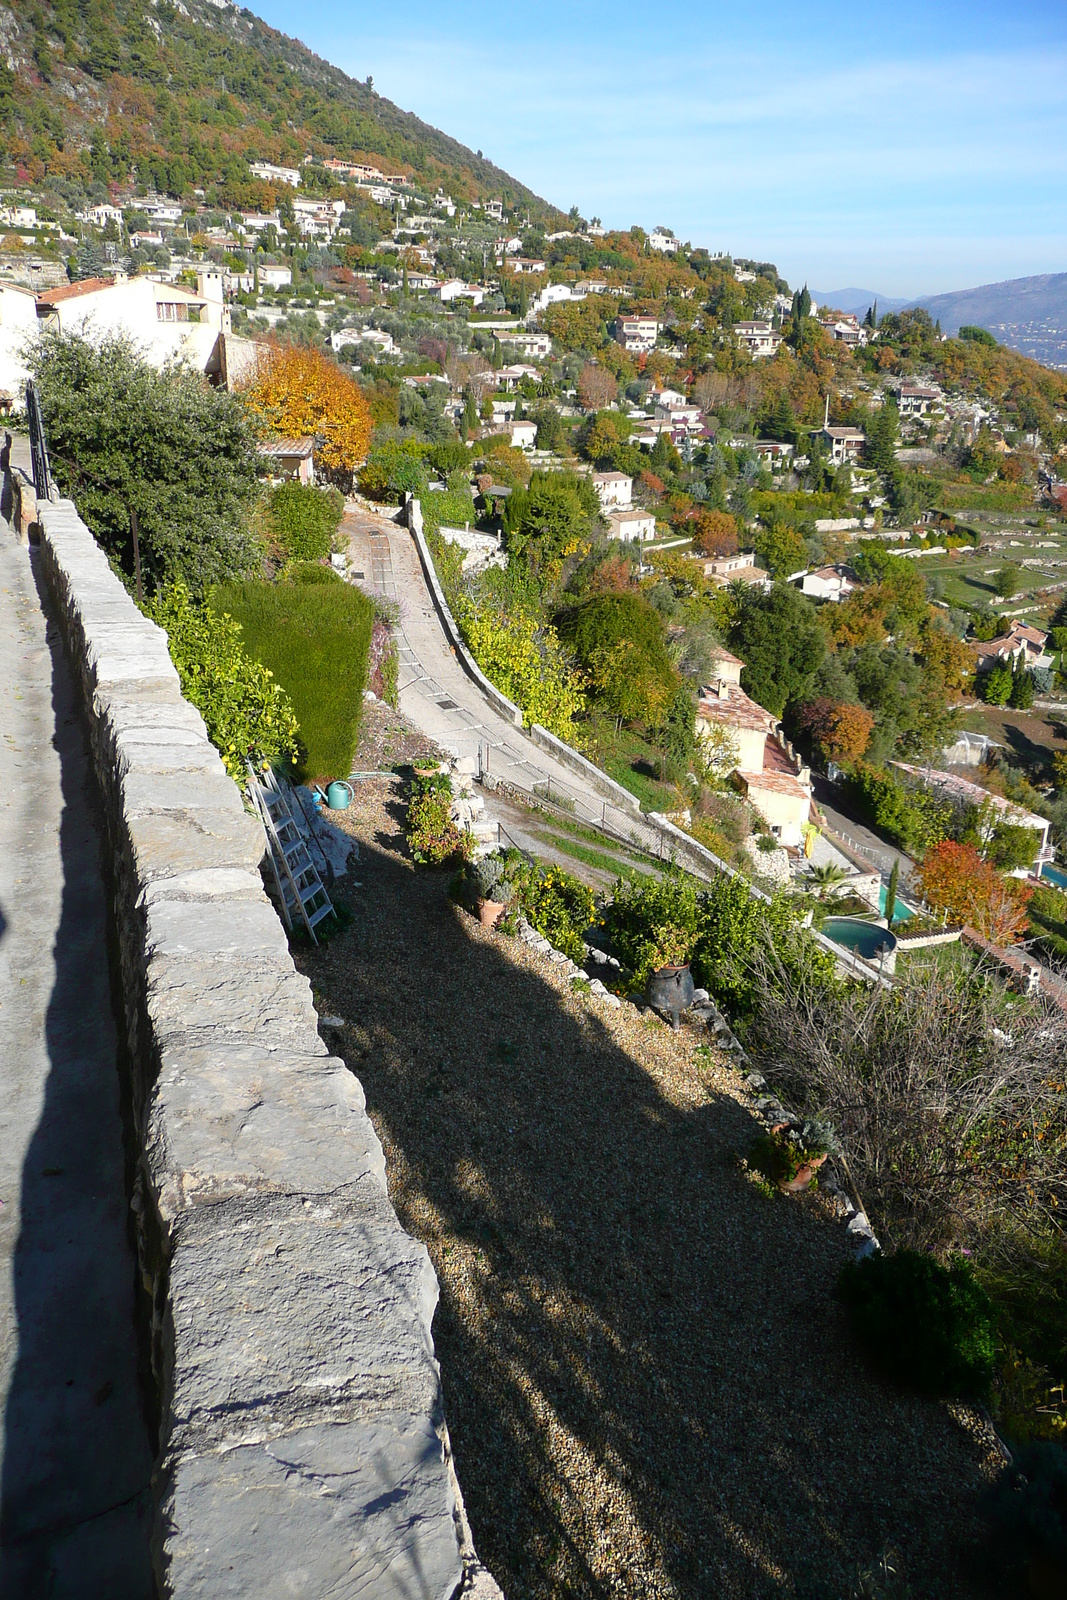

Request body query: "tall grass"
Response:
[212, 579, 374, 781]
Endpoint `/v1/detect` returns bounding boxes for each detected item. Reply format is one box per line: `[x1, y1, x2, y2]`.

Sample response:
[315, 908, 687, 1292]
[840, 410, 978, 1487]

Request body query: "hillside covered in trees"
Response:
[0, 0, 559, 214]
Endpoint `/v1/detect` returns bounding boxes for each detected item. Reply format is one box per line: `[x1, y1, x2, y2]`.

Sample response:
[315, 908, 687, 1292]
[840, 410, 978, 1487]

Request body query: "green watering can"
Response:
[326, 780, 353, 811]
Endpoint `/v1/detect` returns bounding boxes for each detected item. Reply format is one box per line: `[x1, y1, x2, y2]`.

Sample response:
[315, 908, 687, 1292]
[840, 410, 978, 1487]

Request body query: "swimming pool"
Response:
[1041, 863, 1067, 891]
[878, 883, 913, 921]
[822, 917, 899, 961]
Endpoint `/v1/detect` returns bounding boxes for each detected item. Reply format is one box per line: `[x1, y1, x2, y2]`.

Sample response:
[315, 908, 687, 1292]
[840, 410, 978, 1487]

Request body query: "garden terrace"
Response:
[299, 775, 1003, 1600]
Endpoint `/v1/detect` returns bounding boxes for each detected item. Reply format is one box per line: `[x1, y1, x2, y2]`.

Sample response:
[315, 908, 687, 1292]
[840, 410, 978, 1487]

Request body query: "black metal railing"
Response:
[25, 380, 52, 502]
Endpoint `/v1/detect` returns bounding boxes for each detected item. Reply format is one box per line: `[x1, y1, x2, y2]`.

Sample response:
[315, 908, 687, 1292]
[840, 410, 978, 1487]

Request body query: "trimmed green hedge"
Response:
[211, 579, 374, 782]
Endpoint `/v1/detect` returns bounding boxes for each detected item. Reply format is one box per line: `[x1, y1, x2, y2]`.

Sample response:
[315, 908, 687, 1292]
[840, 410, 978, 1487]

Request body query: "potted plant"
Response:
[750, 1118, 839, 1193]
[645, 926, 698, 1028]
[466, 854, 511, 928]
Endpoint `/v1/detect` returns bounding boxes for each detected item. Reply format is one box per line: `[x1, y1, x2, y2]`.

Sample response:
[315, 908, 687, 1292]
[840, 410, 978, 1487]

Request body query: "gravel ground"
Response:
[349, 693, 441, 773]
[298, 778, 1003, 1600]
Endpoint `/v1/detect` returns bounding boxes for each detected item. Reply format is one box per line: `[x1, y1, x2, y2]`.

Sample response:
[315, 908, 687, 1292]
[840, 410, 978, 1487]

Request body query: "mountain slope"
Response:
[0, 0, 560, 215]
[912, 273, 1067, 368]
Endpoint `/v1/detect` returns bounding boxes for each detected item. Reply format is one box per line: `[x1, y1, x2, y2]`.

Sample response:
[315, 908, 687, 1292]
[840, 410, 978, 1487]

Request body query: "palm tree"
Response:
[807, 863, 848, 901]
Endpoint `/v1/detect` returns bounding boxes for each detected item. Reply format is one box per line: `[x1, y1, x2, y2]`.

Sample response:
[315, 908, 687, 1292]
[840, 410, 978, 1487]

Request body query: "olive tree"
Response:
[31, 330, 261, 595]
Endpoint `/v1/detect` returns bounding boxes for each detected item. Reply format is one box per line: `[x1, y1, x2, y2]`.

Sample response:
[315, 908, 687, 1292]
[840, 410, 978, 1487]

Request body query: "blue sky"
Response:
[253, 0, 1067, 298]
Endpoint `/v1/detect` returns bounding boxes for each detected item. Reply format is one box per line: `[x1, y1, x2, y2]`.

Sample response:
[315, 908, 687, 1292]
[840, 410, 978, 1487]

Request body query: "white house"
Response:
[496, 363, 540, 391]
[35, 270, 230, 374]
[735, 320, 782, 359]
[504, 330, 552, 358]
[78, 204, 123, 229]
[432, 279, 484, 307]
[701, 550, 772, 590]
[249, 161, 301, 188]
[892, 762, 1051, 872]
[509, 419, 538, 449]
[592, 471, 632, 508]
[606, 507, 657, 541]
[240, 212, 281, 235]
[648, 229, 677, 253]
[614, 314, 658, 353]
[795, 565, 857, 602]
[0, 205, 36, 228]
[129, 231, 164, 250]
[819, 314, 867, 347]
[0, 281, 40, 402]
[258, 264, 292, 289]
[331, 326, 395, 356]
[292, 198, 345, 238]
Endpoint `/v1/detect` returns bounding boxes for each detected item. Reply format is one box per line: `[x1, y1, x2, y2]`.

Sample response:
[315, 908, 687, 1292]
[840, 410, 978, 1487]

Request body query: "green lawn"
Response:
[586, 725, 679, 811]
[212, 578, 374, 783]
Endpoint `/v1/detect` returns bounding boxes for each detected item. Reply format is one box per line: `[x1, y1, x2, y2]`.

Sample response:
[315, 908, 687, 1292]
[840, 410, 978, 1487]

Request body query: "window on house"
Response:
[157, 302, 189, 322]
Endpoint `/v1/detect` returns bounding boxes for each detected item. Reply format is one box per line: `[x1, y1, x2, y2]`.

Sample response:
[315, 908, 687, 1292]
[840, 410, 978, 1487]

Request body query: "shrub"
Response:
[838, 1250, 996, 1398]
[211, 579, 374, 782]
[510, 860, 596, 961]
[603, 868, 703, 990]
[460, 605, 587, 742]
[33, 330, 259, 595]
[268, 483, 344, 562]
[404, 771, 475, 866]
[144, 582, 300, 779]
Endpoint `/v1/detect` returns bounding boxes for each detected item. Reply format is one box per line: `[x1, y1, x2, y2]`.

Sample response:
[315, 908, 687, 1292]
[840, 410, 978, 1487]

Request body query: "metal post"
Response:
[129, 506, 143, 605]
[25, 379, 52, 502]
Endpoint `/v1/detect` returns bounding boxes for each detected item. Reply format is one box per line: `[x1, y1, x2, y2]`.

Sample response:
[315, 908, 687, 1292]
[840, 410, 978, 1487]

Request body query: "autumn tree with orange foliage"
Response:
[242, 345, 373, 484]
[578, 363, 618, 411]
[691, 509, 739, 558]
[798, 697, 874, 764]
[916, 841, 1034, 944]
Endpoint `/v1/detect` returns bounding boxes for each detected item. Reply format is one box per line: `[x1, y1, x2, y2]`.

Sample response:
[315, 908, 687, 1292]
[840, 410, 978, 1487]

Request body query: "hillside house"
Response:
[35, 270, 229, 374]
[257, 264, 292, 289]
[497, 363, 540, 391]
[735, 320, 782, 359]
[293, 198, 345, 238]
[249, 161, 301, 187]
[701, 550, 772, 589]
[0, 281, 38, 402]
[654, 400, 703, 431]
[892, 762, 1051, 872]
[614, 314, 659, 353]
[512, 258, 546, 274]
[898, 385, 939, 416]
[606, 508, 657, 541]
[753, 440, 795, 468]
[819, 314, 867, 348]
[432, 279, 485, 307]
[695, 650, 813, 845]
[508, 419, 538, 449]
[648, 229, 677, 253]
[592, 471, 633, 508]
[970, 618, 1053, 673]
[795, 565, 857, 602]
[239, 212, 281, 235]
[816, 424, 866, 464]
[504, 331, 552, 358]
[330, 327, 395, 356]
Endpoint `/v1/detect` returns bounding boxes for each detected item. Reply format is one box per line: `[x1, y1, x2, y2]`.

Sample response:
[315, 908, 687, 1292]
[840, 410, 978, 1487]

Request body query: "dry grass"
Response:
[298, 778, 1003, 1600]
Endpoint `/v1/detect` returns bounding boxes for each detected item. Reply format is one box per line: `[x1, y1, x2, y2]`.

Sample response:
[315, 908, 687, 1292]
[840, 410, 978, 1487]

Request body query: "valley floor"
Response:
[299, 776, 1004, 1600]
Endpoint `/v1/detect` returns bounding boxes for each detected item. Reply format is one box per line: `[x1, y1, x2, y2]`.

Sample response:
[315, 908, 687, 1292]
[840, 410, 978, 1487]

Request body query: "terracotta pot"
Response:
[477, 898, 507, 929]
[780, 1150, 829, 1193]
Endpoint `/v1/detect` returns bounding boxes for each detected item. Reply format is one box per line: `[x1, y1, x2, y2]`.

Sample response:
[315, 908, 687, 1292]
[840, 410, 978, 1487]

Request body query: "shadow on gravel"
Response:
[303, 829, 997, 1600]
[0, 555, 152, 1598]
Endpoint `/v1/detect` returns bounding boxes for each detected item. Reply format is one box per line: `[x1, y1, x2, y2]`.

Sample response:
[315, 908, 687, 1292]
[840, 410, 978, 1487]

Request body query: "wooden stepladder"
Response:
[246, 762, 334, 944]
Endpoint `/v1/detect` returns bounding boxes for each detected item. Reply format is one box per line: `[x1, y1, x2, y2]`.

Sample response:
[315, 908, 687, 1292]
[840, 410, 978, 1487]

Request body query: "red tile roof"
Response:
[36, 277, 111, 304]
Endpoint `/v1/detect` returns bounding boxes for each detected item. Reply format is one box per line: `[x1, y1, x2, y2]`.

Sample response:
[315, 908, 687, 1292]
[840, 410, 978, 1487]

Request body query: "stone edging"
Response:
[35, 498, 497, 1600]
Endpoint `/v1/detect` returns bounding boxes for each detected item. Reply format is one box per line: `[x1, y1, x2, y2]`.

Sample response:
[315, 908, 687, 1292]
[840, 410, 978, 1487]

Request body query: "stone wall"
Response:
[34, 497, 480, 1599]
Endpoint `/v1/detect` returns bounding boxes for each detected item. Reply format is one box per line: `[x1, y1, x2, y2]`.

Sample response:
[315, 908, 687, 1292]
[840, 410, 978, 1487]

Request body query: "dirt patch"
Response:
[349, 693, 442, 774]
[299, 779, 1002, 1600]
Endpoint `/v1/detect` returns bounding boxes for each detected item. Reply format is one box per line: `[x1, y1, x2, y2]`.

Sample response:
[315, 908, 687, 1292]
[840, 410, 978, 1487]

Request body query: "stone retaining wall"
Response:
[35, 497, 479, 1599]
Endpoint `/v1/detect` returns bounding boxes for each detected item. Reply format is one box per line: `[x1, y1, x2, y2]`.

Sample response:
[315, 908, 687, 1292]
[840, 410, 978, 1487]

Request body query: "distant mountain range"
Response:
[814, 275, 1067, 369]
[812, 288, 910, 316]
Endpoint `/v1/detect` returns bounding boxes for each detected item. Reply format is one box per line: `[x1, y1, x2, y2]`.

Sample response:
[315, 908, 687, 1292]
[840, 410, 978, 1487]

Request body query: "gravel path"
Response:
[298, 779, 1001, 1600]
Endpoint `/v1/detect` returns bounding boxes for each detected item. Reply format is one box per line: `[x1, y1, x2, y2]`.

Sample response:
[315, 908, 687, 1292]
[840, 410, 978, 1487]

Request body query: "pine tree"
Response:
[1009, 656, 1034, 709]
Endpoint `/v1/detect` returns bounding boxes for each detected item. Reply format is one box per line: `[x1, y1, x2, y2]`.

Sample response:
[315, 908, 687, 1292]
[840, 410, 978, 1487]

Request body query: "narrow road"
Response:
[343, 509, 669, 855]
[810, 774, 916, 884]
[0, 505, 152, 1595]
